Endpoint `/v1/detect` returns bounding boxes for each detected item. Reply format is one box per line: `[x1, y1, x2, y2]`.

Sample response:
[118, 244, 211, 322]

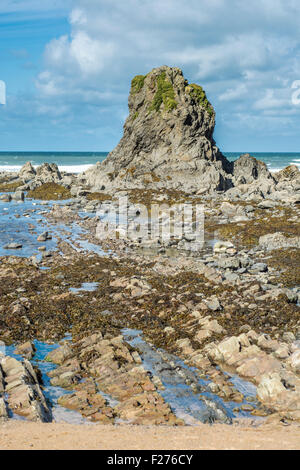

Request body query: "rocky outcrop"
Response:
[81, 66, 299, 198]
[206, 331, 300, 421]
[0, 354, 51, 422]
[35, 163, 61, 183]
[233, 154, 274, 185]
[275, 165, 300, 187]
[46, 332, 182, 425]
[82, 66, 233, 193]
[19, 162, 36, 181]
[16, 162, 63, 192]
[6, 68, 298, 199]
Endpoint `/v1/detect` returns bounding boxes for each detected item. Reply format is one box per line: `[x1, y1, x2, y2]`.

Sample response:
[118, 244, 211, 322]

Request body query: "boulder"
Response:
[14, 341, 36, 360]
[11, 190, 24, 201]
[288, 351, 300, 374]
[45, 343, 73, 365]
[209, 336, 241, 363]
[257, 372, 286, 403]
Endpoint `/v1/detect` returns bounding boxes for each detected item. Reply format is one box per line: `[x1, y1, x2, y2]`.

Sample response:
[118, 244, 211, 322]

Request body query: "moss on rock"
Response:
[150, 72, 177, 113]
[215, 207, 300, 248]
[0, 181, 21, 192]
[187, 84, 214, 116]
[86, 192, 112, 202]
[267, 248, 300, 287]
[28, 183, 72, 201]
[131, 75, 146, 94]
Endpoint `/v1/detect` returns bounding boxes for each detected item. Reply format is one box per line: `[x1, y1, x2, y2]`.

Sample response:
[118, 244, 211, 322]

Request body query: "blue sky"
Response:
[1, 0, 300, 152]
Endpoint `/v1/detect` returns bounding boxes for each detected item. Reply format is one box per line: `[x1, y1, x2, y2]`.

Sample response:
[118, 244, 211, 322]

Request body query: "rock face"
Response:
[19, 162, 36, 181]
[46, 332, 183, 425]
[233, 154, 274, 186]
[17, 162, 63, 191]
[83, 66, 233, 193]
[0, 354, 51, 422]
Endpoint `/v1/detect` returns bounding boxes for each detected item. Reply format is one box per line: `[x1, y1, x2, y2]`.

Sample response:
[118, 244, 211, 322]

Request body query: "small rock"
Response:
[4, 243, 22, 250]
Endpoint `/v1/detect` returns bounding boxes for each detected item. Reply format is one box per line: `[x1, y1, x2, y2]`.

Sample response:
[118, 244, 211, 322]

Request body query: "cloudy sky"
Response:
[1, 0, 300, 152]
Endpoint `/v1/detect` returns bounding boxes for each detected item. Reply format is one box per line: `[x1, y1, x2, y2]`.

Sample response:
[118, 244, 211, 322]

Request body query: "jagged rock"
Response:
[233, 154, 274, 185]
[19, 162, 36, 181]
[275, 165, 300, 188]
[82, 66, 233, 193]
[35, 163, 62, 185]
[0, 355, 52, 422]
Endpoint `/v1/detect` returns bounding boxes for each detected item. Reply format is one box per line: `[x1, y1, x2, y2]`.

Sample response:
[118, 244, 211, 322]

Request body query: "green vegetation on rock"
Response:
[86, 192, 112, 202]
[131, 75, 146, 94]
[213, 206, 300, 248]
[187, 84, 214, 116]
[28, 183, 71, 201]
[0, 181, 21, 192]
[150, 72, 177, 113]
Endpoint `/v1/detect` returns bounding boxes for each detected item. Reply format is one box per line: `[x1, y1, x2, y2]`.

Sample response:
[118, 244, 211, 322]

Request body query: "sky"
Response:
[0, 0, 300, 152]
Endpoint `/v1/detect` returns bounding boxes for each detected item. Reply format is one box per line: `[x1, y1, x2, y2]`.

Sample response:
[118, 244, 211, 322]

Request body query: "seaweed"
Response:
[27, 183, 72, 201]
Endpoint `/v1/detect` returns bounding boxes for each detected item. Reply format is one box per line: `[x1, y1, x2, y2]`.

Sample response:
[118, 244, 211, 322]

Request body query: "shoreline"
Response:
[0, 156, 299, 448]
[0, 151, 300, 177]
[1, 421, 299, 450]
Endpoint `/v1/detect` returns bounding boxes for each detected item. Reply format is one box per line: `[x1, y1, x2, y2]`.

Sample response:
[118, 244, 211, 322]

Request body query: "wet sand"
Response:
[0, 421, 299, 450]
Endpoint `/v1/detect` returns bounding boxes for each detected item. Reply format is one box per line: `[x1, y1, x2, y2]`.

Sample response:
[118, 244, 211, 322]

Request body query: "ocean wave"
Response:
[269, 168, 285, 173]
[0, 164, 94, 174]
[0, 165, 23, 172]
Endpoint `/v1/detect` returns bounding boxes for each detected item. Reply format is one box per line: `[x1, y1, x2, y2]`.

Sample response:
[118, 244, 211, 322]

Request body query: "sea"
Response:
[0, 151, 299, 174]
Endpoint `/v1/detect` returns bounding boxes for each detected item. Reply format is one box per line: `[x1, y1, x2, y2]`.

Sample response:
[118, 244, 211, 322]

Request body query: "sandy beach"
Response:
[0, 421, 299, 450]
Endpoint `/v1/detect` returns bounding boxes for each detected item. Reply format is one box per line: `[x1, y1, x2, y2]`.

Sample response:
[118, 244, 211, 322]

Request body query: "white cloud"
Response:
[4, 0, 300, 150]
[254, 89, 290, 111]
[219, 84, 249, 102]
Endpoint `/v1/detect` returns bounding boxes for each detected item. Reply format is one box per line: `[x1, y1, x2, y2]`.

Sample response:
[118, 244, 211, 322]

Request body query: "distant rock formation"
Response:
[82, 66, 234, 193]
[233, 154, 274, 186]
[19, 162, 36, 181]
[14, 66, 298, 200]
[17, 162, 63, 191]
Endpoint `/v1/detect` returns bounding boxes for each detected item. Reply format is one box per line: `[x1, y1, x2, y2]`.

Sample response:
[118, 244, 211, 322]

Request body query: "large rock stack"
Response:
[82, 66, 234, 193]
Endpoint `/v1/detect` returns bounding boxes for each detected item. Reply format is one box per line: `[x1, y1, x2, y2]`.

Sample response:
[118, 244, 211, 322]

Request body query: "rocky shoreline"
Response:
[0, 178, 299, 427]
[0, 66, 299, 432]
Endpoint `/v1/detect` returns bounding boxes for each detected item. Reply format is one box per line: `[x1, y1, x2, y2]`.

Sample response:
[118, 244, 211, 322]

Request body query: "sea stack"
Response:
[82, 65, 234, 193]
